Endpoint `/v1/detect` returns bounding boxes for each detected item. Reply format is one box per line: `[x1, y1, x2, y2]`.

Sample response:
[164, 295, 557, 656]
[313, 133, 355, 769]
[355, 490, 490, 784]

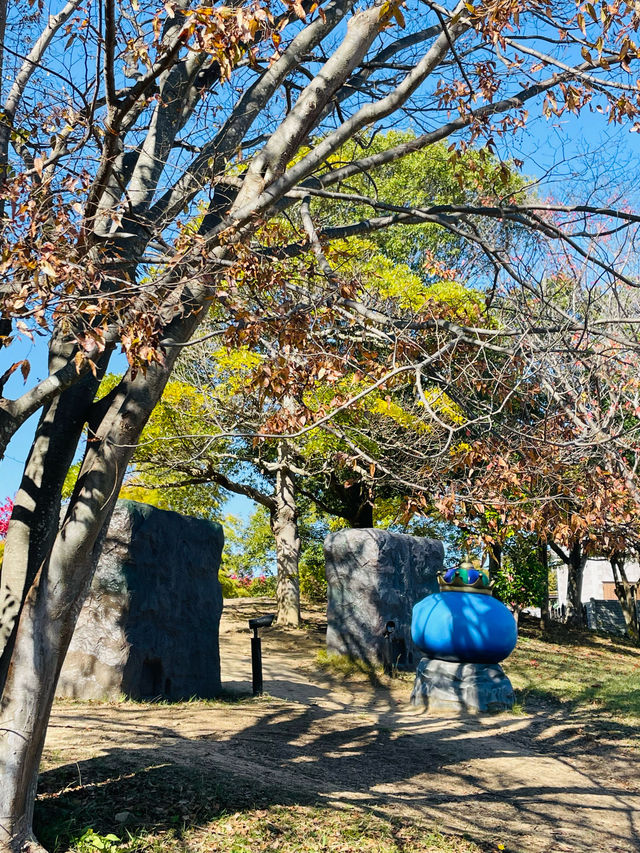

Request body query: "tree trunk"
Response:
[566, 541, 586, 629]
[272, 443, 301, 628]
[0, 548, 98, 853]
[488, 542, 501, 581]
[0, 344, 110, 853]
[0, 337, 109, 682]
[324, 475, 374, 528]
[611, 554, 639, 644]
[0, 407, 114, 849]
[350, 492, 373, 528]
[340, 479, 374, 528]
[0, 306, 205, 852]
[538, 539, 550, 630]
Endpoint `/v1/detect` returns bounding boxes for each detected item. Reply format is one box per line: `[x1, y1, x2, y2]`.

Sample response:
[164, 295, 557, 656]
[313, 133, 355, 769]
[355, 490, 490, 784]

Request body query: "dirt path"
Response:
[45, 600, 640, 852]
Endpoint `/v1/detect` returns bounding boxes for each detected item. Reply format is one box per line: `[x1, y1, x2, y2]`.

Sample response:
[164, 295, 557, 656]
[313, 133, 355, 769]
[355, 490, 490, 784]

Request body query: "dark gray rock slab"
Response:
[410, 658, 515, 713]
[57, 499, 224, 701]
[324, 529, 443, 669]
[584, 598, 640, 636]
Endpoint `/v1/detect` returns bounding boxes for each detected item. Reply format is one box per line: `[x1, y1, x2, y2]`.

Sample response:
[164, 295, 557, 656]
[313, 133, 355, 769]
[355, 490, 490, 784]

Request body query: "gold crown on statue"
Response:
[437, 559, 494, 596]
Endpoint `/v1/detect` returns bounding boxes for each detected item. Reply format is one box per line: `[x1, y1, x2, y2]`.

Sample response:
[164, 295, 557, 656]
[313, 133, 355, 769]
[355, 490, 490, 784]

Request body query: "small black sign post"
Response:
[248, 613, 274, 696]
[382, 620, 396, 677]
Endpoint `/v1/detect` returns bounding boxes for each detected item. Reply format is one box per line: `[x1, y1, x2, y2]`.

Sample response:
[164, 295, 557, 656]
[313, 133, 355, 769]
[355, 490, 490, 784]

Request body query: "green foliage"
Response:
[220, 504, 335, 602]
[373, 499, 469, 568]
[199, 345, 263, 401]
[61, 461, 81, 500]
[219, 508, 278, 598]
[326, 236, 427, 312]
[222, 507, 276, 579]
[298, 505, 350, 602]
[72, 829, 121, 853]
[61, 376, 222, 520]
[316, 132, 525, 276]
[421, 279, 484, 323]
[123, 378, 223, 519]
[118, 480, 220, 520]
[63, 459, 219, 520]
[218, 569, 246, 598]
[299, 541, 327, 603]
[493, 534, 548, 610]
[247, 575, 277, 596]
[325, 236, 485, 323]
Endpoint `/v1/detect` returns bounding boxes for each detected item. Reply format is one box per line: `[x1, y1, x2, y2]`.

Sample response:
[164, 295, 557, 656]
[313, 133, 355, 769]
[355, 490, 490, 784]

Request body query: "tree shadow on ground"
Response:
[519, 619, 640, 657]
[36, 689, 640, 853]
[36, 757, 314, 849]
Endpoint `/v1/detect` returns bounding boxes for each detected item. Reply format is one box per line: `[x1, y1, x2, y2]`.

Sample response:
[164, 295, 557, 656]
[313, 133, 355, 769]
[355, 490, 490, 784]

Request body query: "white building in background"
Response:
[555, 558, 640, 607]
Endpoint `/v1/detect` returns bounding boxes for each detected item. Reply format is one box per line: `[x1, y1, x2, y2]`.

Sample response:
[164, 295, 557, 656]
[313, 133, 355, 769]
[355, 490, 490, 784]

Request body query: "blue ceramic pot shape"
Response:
[411, 591, 517, 664]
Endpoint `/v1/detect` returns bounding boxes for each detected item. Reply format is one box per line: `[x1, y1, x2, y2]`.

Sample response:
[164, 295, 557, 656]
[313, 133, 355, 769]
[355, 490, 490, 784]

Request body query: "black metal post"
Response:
[251, 627, 263, 696]
[382, 620, 396, 677]
[248, 613, 274, 696]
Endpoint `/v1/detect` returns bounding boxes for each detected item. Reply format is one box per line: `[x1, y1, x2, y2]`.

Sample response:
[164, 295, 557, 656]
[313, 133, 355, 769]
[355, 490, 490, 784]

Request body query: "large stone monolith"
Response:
[57, 499, 224, 701]
[324, 529, 443, 669]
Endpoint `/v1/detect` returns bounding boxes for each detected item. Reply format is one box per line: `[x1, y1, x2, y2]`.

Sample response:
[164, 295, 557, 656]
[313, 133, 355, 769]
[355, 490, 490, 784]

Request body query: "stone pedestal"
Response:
[410, 658, 515, 713]
[57, 499, 224, 701]
[325, 529, 443, 669]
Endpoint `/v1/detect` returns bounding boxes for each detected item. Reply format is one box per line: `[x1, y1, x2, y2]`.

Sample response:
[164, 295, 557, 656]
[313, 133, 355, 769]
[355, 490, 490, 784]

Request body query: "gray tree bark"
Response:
[549, 539, 586, 629]
[488, 543, 502, 582]
[566, 542, 586, 629]
[549, 540, 587, 628]
[0, 304, 205, 853]
[272, 443, 301, 628]
[611, 553, 639, 644]
[538, 540, 550, 630]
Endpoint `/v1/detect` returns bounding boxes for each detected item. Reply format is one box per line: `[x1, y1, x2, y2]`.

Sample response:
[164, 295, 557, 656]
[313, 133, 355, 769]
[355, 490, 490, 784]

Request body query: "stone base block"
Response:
[410, 658, 515, 713]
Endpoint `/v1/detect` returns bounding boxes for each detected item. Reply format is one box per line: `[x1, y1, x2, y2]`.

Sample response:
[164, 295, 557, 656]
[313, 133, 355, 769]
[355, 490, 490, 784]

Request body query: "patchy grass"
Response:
[315, 649, 380, 678]
[505, 621, 640, 728]
[35, 759, 488, 853]
[53, 690, 261, 708]
[166, 806, 489, 853]
[127, 806, 485, 853]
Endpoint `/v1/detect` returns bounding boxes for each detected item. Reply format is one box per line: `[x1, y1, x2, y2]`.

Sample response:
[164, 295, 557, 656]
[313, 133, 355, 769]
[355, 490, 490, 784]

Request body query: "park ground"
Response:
[36, 600, 640, 853]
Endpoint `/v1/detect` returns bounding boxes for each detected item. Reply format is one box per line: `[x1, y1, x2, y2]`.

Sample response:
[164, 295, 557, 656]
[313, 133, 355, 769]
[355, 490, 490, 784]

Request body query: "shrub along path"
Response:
[39, 600, 640, 853]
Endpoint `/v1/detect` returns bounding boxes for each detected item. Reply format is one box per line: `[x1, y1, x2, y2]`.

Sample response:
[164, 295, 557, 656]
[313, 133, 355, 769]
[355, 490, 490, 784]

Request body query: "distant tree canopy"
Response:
[106, 136, 640, 630]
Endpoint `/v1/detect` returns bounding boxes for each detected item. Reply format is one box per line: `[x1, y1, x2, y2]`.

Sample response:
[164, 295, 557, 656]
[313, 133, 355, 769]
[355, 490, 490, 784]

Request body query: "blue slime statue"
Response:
[411, 560, 517, 665]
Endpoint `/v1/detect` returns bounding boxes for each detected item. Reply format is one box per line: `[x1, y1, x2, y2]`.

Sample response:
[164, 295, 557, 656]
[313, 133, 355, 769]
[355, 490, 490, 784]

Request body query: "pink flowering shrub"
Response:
[219, 569, 276, 598]
[248, 574, 275, 596]
[0, 498, 13, 539]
